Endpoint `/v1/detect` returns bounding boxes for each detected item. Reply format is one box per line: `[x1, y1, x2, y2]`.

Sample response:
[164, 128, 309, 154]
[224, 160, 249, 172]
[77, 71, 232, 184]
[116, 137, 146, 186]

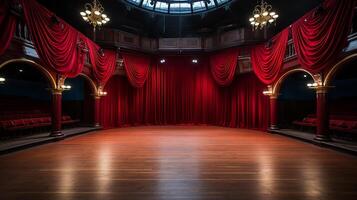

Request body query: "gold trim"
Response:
[324, 53, 357, 86]
[79, 73, 98, 94]
[0, 58, 57, 89]
[272, 68, 316, 96]
[52, 90, 63, 95]
[61, 73, 99, 95]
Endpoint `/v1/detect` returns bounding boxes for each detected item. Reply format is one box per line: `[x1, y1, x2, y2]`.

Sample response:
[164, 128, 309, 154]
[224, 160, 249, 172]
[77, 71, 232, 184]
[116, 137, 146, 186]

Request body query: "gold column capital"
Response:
[51, 88, 63, 95]
[269, 95, 278, 99]
[315, 86, 330, 94]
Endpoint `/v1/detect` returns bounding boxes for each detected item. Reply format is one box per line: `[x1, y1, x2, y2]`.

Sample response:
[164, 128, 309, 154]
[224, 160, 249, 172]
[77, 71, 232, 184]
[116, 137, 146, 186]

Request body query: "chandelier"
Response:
[80, 0, 110, 31]
[249, 0, 279, 31]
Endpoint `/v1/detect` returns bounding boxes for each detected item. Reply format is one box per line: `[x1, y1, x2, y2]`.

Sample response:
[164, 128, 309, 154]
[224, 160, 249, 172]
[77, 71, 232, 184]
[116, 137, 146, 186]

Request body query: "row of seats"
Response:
[0, 113, 50, 121]
[0, 116, 80, 132]
[293, 114, 357, 134]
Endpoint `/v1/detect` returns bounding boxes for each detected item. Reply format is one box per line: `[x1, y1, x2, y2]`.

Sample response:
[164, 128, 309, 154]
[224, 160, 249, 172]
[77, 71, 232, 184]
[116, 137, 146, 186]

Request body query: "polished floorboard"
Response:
[0, 126, 356, 200]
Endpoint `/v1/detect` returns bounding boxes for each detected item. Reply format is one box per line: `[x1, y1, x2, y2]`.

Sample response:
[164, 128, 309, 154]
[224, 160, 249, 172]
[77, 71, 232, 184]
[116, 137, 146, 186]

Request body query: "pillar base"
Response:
[269, 125, 279, 130]
[314, 134, 331, 142]
[50, 130, 64, 137]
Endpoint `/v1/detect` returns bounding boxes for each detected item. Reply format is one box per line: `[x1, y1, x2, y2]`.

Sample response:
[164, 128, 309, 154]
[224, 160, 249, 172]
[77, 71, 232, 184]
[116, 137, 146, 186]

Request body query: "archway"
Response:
[0, 59, 56, 138]
[62, 74, 98, 127]
[272, 69, 316, 130]
[324, 55, 357, 140]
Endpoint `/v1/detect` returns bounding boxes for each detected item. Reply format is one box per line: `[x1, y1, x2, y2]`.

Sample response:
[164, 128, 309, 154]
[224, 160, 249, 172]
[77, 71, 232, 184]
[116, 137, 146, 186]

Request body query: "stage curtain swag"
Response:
[85, 39, 117, 85]
[292, 0, 355, 73]
[251, 28, 289, 85]
[0, 0, 16, 55]
[209, 48, 239, 86]
[122, 52, 151, 88]
[21, 0, 86, 77]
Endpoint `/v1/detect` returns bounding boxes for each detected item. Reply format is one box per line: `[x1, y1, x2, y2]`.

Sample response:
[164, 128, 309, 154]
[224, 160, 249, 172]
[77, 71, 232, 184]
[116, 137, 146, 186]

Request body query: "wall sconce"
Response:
[99, 91, 107, 96]
[61, 85, 72, 90]
[307, 82, 318, 88]
[192, 59, 198, 64]
[262, 90, 272, 95]
[0, 77, 5, 84]
[160, 58, 166, 64]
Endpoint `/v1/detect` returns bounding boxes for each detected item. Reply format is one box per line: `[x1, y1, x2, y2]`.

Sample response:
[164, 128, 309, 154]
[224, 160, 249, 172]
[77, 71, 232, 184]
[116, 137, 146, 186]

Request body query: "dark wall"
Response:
[278, 73, 315, 128]
[330, 79, 357, 115]
[62, 77, 93, 124]
[0, 79, 50, 100]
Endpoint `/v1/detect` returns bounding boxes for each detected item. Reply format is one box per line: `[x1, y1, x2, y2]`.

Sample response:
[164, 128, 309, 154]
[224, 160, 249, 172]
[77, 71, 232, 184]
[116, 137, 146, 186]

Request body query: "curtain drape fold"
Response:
[209, 48, 239, 86]
[85, 38, 117, 85]
[122, 52, 151, 88]
[21, 0, 85, 77]
[251, 28, 289, 85]
[0, 0, 16, 55]
[292, 0, 355, 73]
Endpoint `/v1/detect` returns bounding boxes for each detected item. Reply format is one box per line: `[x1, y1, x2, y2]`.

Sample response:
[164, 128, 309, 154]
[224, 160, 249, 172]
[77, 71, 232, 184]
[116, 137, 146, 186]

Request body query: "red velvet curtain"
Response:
[21, 0, 85, 77]
[292, 0, 355, 73]
[122, 52, 151, 88]
[209, 48, 239, 86]
[0, 0, 16, 55]
[251, 28, 289, 85]
[100, 56, 268, 130]
[85, 38, 117, 85]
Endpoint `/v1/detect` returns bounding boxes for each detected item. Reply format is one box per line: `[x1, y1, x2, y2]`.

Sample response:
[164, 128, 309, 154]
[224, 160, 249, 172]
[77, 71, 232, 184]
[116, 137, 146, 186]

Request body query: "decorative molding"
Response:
[0, 58, 57, 89]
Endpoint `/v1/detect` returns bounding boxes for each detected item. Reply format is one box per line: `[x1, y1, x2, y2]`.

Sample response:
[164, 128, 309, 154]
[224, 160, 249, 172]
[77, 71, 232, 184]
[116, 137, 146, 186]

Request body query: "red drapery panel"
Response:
[0, 0, 16, 55]
[100, 56, 268, 130]
[122, 52, 151, 88]
[251, 28, 289, 85]
[21, 0, 85, 77]
[292, 0, 355, 73]
[85, 39, 117, 85]
[209, 48, 239, 86]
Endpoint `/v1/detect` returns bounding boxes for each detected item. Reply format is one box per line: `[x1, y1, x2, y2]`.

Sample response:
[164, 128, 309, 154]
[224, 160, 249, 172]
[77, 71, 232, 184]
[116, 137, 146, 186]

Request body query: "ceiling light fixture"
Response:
[249, 0, 278, 31]
[80, 0, 110, 33]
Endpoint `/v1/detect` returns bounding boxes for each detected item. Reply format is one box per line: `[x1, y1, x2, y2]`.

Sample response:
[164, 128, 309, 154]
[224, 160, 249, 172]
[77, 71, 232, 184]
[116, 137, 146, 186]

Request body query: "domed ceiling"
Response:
[37, 0, 320, 38]
[124, 0, 231, 15]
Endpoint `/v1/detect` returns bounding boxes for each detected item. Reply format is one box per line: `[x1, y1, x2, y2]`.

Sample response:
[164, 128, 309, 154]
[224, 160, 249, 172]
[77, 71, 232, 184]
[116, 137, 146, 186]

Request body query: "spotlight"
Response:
[160, 58, 166, 64]
[192, 59, 198, 64]
[19, 69, 23, 73]
[303, 74, 307, 78]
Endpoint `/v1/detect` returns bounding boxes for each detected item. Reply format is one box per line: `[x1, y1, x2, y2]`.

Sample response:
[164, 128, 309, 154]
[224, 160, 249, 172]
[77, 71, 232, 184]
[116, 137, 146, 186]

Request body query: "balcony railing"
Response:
[7, 18, 357, 76]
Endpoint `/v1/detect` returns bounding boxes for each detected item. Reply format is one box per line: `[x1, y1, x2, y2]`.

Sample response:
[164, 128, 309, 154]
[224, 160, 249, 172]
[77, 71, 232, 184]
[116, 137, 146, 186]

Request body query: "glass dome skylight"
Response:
[124, 0, 231, 14]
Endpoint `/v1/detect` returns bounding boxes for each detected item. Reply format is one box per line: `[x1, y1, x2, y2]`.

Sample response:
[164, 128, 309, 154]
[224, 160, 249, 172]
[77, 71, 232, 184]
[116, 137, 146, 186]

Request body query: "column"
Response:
[50, 89, 63, 137]
[93, 95, 101, 127]
[315, 87, 331, 141]
[269, 96, 279, 130]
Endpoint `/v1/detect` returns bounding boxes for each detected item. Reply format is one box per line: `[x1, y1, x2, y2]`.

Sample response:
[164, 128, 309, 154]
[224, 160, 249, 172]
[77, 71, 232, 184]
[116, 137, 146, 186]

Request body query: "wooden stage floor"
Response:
[0, 126, 357, 200]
